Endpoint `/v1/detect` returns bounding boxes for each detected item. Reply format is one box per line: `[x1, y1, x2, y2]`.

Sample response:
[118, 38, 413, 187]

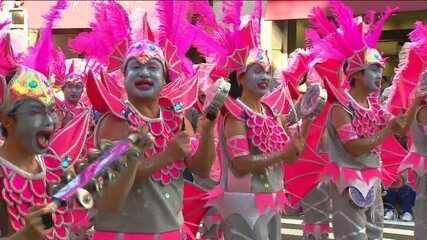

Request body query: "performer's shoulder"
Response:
[96, 112, 129, 142]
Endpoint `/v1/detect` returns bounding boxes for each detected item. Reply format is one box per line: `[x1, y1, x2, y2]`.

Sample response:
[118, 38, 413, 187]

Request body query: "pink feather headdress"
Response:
[69, 0, 197, 81]
[306, 1, 398, 83]
[191, 0, 269, 80]
[51, 46, 89, 88]
[0, 0, 68, 110]
[70, 1, 202, 116]
[386, 21, 427, 115]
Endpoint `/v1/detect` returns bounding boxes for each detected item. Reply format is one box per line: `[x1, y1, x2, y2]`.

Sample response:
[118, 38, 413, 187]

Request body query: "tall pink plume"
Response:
[189, 1, 217, 30]
[250, 0, 263, 47]
[409, 21, 427, 43]
[0, 34, 18, 76]
[23, 0, 68, 77]
[190, 1, 227, 59]
[51, 47, 66, 85]
[329, 0, 364, 56]
[365, 6, 399, 48]
[308, 6, 336, 38]
[156, 0, 195, 57]
[69, 1, 130, 65]
[222, 0, 243, 31]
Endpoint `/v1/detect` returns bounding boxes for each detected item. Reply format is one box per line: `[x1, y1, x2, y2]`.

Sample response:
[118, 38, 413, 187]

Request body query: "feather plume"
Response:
[69, 1, 130, 64]
[156, 0, 195, 57]
[51, 47, 66, 84]
[250, 0, 263, 47]
[222, 0, 243, 31]
[309, 7, 336, 38]
[365, 6, 399, 48]
[409, 21, 427, 43]
[24, 0, 68, 77]
[189, 1, 217, 29]
[330, 0, 364, 55]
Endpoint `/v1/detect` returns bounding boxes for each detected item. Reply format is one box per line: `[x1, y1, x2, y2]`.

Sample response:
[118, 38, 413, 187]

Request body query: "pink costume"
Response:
[69, 1, 214, 239]
[387, 22, 427, 239]
[190, 1, 295, 239]
[51, 57, 92, 129]
[0, 1, 92, 239]
[306, 2, 403, 238]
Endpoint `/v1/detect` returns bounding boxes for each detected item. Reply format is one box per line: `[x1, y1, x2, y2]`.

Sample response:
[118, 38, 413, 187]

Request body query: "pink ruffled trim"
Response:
[304, 223, 332, 234]
[254, 191, 289, 215]
[324, 163, 382, 188]
[93, 229, 184, 240]
[226, 135, 250, 159]
[336, 123, 358, 143]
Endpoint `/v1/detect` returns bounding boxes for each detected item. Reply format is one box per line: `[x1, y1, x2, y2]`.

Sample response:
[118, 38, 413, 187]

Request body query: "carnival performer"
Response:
[0, 1, 81, 239]
[306, 2, 426, 238]
[189, 1, 313, 239]
[387, 21, 427, 239]
[52, 58, 89, 128]
[69, 1, 217, 239]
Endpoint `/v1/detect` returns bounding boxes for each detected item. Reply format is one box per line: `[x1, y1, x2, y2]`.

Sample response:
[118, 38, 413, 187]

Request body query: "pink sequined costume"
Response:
[387, 21, 427, 239]
[305, 1, 409, 238]
[0, 1, 92, 239]
[69, 1, 216, 239]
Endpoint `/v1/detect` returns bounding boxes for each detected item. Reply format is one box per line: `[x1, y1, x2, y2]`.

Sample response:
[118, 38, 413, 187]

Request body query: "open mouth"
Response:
[374, 81, 381, 88]
[257, 82, 268, 90]
[36, 130, 53, 149]
[135, 79, 154, 91]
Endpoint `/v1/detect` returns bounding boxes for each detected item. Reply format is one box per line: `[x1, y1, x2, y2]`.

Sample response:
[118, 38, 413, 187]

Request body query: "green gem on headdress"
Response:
[28, 80, 39, 89]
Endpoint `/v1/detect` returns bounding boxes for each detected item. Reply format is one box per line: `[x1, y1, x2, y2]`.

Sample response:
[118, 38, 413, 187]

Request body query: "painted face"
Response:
[62, 81, 84, 104]
[124, 57, 166, 100]
[363, 64, 383, 92]
[9, 99, 55, 154]
[241, 63, 272, 98]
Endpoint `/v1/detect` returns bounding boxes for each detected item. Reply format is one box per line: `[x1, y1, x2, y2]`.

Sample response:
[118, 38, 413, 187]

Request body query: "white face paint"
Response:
[363, 64, 383, 92]
[242, 63, 272, 98]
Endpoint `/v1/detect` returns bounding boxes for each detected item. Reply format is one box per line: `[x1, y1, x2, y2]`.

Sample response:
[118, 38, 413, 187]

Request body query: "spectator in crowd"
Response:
[384, 176, 416, 221]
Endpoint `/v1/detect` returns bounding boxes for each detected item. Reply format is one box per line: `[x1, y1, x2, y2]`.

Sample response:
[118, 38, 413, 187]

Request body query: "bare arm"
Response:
[225, 116, 301, 177]
[186, 117, 216, 178]
[331, 105, 392, 157]
[93, 114, 141, 213]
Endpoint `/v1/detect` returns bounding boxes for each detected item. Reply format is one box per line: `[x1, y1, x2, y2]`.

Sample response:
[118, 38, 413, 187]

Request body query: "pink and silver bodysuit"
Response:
[93, 102, 198, 240]
[208, 98, 290, 240]
[326, 93, 391, 239]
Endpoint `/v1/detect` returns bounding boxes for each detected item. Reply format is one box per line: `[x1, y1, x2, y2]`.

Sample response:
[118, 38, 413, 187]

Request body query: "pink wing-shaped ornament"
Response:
[284, 102, 331, 206]
[85, 70, 125, 118]
[380, 136, 408, 188]
[44, 110, 92, 183]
